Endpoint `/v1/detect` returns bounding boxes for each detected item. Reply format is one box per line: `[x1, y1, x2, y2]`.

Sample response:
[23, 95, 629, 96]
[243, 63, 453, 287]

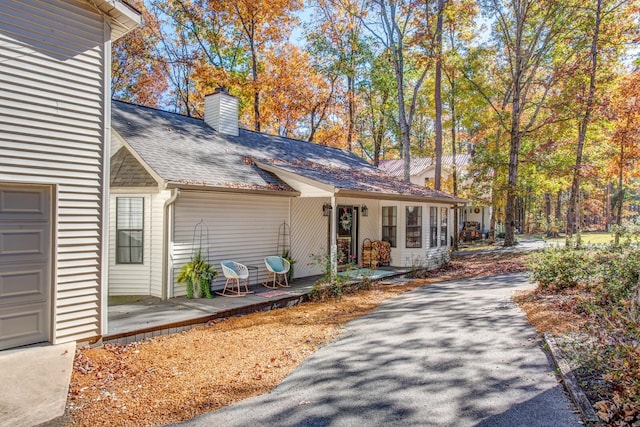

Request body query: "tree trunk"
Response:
[250, 34, 261, 132]
[614, 142, 625, 245]
[347, 75, 355, 152]
[566, 0, 601, 245]
[451, 73, 458, 251]
[545, 193, 552, 236]
[555, 190, 562, 223]
[605, 183, 611, 231]
[504, 83, 521, 247]
[631, 275, 640, 324]
[434, 0, 444, 190]
[489, 203, 496, 244]
[373, 130, 382, 166]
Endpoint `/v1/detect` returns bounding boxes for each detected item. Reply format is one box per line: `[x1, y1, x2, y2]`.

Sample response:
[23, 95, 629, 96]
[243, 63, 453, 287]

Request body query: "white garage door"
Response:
[0, 185, 51, 350]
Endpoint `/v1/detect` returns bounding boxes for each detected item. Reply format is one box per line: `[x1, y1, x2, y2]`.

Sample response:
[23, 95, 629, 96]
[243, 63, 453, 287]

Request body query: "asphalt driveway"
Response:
[174, 273, 582, 427]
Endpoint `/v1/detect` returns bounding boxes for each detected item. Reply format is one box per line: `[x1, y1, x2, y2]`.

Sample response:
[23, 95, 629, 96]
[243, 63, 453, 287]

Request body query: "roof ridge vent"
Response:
[204, 87, 239, 136]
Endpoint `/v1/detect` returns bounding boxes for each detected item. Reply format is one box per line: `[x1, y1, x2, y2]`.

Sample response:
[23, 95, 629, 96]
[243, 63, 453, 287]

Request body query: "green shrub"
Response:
[307, 248, 347, 301]
[308, 280, 344, 302]
[528, 244, 640, 307]
[527, 247, 592, 290]
[591, 247, 640, 305]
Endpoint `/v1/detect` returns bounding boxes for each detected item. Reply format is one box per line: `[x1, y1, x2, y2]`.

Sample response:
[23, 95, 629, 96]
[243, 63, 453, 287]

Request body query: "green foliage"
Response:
[590, 247, 640, 305]
[308, 279, 345, 302]
[281, 249, 296, 282]
[529, 242, 640, 423]
[611, 224, 640, 248]
[528, 245, 640, 306]
[307, 248, 365, 301]
[527, 247, 592, 289]
[307, 249, 333, 284]
[176, 251, 217, 299]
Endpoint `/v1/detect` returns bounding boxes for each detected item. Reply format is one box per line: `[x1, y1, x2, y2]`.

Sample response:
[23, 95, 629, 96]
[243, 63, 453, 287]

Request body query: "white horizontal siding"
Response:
[172, 192, 290, 296]
[0, 0, 110, 345]
[108, 190, 170, 297]
[0, 138, 101, 159]
[108, 193, 151, 296]
[150, 192, 171, 297]
[290, 198, 330, 278]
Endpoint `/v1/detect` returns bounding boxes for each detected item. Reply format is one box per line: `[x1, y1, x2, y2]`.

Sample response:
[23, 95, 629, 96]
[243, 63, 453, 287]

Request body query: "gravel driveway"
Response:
[173, 273, 582, 427]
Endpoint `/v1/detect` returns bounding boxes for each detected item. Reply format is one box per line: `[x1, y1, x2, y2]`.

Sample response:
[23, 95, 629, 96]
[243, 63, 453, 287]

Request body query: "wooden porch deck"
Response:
[105, 267, 409, 345]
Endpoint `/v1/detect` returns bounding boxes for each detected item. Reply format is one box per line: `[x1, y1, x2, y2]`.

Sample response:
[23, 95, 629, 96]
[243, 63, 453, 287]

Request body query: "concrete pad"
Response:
[0, 341, 75, 427]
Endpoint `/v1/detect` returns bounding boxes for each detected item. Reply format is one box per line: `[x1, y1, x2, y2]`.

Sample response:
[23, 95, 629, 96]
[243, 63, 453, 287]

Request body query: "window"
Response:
[406, 206, 422, 248]
[441, 207, 449, 247]
[430, 207, 438, 247]
[116, 197, 144, 264]
[382, 206, 397, 247]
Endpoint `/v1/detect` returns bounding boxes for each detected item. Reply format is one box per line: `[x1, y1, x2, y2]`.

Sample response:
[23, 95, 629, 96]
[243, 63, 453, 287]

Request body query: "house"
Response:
[379, 155, 492, 241]
[0, 0, 140, 350]
[109, 89, 466, 298]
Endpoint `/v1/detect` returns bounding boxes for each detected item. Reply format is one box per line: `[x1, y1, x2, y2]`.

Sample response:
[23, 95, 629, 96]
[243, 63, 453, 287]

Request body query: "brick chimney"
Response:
[204, 87, 239, 136]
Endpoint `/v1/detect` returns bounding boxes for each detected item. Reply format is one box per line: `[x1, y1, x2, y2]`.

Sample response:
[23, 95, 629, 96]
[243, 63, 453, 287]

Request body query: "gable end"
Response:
[111, 147, 158, 188]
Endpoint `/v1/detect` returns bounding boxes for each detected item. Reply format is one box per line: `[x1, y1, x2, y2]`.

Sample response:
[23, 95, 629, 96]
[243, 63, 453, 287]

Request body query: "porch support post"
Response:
[330, 196, 338, 277]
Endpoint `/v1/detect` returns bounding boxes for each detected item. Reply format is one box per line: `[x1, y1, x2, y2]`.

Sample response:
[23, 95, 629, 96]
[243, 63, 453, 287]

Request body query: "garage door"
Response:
[0, 185, 51, 350]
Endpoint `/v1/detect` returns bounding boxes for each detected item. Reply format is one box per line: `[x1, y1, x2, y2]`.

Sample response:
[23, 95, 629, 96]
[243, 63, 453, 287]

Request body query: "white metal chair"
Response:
[263, 256, 290, 289]
[218, 261, 250, 297]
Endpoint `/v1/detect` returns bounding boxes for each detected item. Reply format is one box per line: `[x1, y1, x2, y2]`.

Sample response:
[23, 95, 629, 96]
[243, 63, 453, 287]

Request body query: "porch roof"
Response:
[256, 160, 467, 204]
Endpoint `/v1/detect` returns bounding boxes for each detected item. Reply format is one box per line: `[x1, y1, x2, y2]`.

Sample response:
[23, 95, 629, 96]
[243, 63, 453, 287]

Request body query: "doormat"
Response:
[257, 290, 289, 298]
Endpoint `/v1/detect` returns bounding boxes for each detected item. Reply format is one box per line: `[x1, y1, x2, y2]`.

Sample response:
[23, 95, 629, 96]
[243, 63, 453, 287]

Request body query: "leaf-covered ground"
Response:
[515, 286, 640, 426]
[64, 250, 638, 427]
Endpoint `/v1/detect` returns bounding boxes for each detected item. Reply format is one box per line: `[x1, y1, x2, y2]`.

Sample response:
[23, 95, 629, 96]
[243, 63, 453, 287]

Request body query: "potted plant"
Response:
[176, 251, 217, 298]
[281, 249, 296, 282]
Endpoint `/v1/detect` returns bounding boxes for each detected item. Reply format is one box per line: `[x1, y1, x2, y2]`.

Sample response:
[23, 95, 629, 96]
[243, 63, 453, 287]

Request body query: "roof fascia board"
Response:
[335, 189, 467, 205]
[165, 183, 300, 197]
[110, 186, 160, 194]
[254, 161, 336, 195]
[92, 0, 141, 40]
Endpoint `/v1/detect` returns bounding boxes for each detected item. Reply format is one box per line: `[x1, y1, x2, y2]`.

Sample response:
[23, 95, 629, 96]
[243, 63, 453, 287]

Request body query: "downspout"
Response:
[99, 20, 112, 344]
[162, 188, 180, 299]
[330, 195, 338, 277]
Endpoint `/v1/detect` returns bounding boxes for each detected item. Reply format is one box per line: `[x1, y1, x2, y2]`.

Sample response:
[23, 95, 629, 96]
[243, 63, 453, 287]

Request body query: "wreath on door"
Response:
[474, 207, 480, 214]
[340, 209, 352, 231]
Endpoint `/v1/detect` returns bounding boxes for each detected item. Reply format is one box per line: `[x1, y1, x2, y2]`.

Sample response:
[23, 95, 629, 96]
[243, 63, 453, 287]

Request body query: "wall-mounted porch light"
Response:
[323, 203, 333, 216]
[361, 205, 369, 217]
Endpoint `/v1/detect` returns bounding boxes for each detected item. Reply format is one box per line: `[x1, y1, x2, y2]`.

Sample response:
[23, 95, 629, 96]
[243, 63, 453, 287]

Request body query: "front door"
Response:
[0, 184, 51, 350]
[336, 205, 359, 268]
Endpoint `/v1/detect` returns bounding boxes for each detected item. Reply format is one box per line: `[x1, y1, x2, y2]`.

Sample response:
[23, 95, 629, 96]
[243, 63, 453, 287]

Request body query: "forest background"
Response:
[113, 0, 640, 247]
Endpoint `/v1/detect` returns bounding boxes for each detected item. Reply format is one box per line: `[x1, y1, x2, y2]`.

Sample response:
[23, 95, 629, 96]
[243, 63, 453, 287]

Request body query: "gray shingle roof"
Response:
[260, 160, 460, 201]
[111, 100, 462, 203]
